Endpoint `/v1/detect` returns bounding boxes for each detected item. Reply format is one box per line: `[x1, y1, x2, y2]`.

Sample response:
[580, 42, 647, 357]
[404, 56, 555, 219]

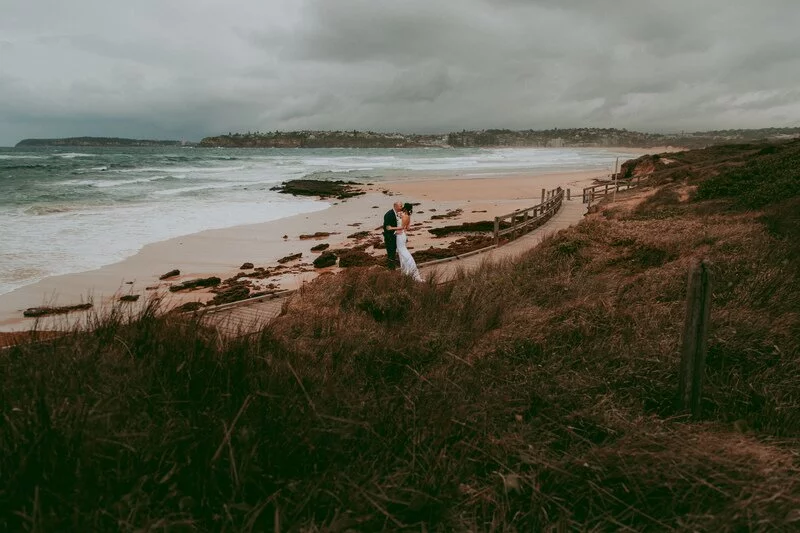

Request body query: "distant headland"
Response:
[199, 127, 800, 149]
[15, 137, 194, 148]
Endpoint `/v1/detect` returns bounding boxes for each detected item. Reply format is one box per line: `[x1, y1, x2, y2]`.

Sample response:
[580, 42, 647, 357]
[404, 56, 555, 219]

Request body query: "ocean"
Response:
[0, 145, 637, 296]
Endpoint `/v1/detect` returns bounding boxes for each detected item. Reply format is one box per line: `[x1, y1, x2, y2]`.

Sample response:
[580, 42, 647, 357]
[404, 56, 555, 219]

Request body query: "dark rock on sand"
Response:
[159, 269, 180, 280]
[277, 252, 302, 264]
[23, 303, 93, 318]
[119, 295, 140, 302]
[311, 243, 330, 252]
[240, 262, 254, 269]
[338, 250, 378, 268]
[169, 276, 221, 292]
[347, 230, 371, 239]
[313, 251, 337, 268]
[208, 285, 250, 305]
[270, 179, 365, 199]
[299, 231, 333, 239]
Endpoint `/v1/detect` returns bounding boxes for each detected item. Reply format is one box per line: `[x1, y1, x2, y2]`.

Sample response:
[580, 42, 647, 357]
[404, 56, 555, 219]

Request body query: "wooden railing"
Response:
[494, 187, 564, 245]
[582, 175, 642, 203]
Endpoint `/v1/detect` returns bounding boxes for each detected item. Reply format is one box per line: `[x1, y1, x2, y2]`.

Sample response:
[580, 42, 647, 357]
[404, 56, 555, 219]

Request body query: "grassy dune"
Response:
[2, 140, 799, 531]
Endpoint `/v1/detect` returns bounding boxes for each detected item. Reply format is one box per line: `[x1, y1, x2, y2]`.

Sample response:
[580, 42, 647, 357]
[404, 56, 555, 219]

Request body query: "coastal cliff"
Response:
[199, 130, 448, 148]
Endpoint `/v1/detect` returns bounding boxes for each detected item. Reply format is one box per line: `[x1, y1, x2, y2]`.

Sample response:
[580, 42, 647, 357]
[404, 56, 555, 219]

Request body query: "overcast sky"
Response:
[2, 0, 799, 145]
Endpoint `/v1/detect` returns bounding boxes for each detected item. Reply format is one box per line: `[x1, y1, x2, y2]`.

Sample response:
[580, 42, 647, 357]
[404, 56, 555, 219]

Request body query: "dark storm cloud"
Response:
[1, 0, 799, 145]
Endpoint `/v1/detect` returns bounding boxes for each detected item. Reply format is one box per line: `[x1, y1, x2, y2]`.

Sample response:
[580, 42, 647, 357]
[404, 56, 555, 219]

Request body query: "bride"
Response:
[393, 202, 425, 282]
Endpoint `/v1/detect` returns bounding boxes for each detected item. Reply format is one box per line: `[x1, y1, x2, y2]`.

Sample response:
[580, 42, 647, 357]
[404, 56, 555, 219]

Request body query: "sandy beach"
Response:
[0, 163, 646, 332]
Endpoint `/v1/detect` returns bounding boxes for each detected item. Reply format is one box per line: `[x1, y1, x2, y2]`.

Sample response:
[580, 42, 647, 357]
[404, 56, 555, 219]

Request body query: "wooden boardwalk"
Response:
[200, 196, 589, 338]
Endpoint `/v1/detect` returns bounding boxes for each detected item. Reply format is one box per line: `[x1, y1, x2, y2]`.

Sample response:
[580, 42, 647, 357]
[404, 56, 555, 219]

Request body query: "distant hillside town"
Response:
[14, 127, 800, 149]
[199, 127, 800, 149]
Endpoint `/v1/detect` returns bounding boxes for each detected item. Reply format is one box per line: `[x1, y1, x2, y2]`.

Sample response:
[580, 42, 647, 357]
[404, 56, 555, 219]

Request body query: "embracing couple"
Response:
[382, 201, 425, 282]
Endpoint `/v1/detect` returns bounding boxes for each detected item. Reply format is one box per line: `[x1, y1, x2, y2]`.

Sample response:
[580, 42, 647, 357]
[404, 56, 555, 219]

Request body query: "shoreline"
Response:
[0, 159, 658, 332]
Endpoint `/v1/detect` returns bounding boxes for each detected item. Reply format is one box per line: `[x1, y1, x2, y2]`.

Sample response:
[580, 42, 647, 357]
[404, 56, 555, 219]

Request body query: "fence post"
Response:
[541, 188, 545, 204]
[567, 188, 571, 201]
[494, 217, 500, 246]
[678, 260, 712, 417]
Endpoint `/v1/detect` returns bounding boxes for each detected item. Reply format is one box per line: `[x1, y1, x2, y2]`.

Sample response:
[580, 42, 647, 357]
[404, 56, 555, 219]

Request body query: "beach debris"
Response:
[119, 295, 140, 302]
[246, 269, 274, 280]
[145, 285, 160, 290]
[311, 243, 330, 252]
[277, 252, 302, 264]
[472, 210, 488, 213]
[208, 284, 250, 305]
[428, 220, 499, 237]
[168, 277, 221, 292]
[270, 179, 364, 199]
[299, 231, 334, 239]
[338, 250, 378, 268]
[430, 208, 463, 220]
[347, 230, 371, 239]
[23, 303, 93, 318]
[347, 222, 362, 226]
[282, 235, 288, 239]
[411, 235, 496, 262]
[159, 269, 181, 280]
[313, 251, 337, 268]
[240, 262, 254, 269]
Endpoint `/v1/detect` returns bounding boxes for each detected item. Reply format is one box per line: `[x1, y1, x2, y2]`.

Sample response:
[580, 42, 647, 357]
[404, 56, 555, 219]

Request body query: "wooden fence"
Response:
[494, 187, 564, 245]
[582, 175, 642, 203]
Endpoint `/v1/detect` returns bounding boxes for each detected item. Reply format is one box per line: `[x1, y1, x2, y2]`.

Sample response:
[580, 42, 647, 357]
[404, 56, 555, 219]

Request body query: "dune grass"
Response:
[2, 141, 799, 531]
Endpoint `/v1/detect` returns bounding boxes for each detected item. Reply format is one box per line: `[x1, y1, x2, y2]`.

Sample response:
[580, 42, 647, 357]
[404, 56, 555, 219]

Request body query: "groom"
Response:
[382, 201, 403, 269]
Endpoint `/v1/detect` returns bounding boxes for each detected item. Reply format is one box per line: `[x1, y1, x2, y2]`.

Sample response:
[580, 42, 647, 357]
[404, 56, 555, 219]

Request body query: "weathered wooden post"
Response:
[567, 188, 571, 201]
[541, 188, 546, 204]
[494, 216, 500, 246]
[678, 260, 712, 417]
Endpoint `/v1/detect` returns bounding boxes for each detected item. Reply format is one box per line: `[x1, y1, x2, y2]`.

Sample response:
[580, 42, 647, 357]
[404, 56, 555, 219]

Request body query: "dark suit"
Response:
[383, 209, 398, 268]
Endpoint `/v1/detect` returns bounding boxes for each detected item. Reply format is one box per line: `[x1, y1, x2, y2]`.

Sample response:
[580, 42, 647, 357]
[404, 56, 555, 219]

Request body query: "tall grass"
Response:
[2, 142, 800, 530]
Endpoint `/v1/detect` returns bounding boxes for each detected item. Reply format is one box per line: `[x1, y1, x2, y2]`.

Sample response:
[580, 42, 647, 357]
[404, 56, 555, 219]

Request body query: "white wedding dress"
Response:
[396, 231, 424, 282]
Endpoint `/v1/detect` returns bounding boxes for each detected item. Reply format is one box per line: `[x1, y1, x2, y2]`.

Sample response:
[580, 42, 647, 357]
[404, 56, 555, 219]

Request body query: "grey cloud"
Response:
[1, 0, 800, 145]
[365, 63, 454, 104]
